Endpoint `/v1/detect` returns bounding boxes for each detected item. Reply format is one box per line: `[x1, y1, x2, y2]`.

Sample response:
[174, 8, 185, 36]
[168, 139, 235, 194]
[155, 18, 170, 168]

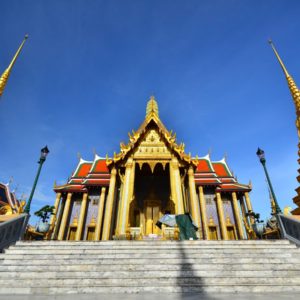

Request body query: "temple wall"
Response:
[204, 191, 221, 239]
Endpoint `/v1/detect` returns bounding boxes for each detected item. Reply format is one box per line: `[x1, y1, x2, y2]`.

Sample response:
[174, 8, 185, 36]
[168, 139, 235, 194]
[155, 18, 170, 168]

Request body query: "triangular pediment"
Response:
[107, 100, 198, 168]
[133, 127, 172, 159]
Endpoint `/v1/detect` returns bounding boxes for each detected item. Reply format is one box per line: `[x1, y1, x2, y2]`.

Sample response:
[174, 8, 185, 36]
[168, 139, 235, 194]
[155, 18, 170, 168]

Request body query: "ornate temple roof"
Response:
[54, 155, 110, 192]
[54, 97, 251, 193]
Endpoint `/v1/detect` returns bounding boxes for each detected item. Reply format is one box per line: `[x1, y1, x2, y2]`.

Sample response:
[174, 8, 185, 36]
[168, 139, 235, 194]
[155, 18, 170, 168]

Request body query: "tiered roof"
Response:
[54, 152, 250, 193]
[195, 155, 250, 192]
[54, 155, 110, 193]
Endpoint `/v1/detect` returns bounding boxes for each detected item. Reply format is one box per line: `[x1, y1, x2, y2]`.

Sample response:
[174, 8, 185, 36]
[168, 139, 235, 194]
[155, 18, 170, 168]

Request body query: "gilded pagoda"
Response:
[50, 97, 254, 241]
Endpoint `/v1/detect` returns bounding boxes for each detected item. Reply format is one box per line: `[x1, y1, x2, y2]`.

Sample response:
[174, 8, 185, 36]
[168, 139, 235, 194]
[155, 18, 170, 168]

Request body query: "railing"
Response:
[0, 213, 29, 252]
[277, 213, 300, 246]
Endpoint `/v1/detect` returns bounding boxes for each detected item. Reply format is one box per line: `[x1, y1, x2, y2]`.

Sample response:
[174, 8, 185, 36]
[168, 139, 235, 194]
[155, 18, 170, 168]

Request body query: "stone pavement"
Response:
[0, 293, 298, 300]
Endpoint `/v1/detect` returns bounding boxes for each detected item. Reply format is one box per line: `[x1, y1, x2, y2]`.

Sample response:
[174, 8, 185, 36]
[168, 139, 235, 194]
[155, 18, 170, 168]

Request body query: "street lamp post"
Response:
[24, 146, 49, 214]
[256, 148, 282, 214]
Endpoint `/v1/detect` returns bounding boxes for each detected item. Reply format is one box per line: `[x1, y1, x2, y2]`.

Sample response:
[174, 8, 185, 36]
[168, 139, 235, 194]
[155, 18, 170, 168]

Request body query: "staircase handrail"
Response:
[277, 213, 300, 246]
[0, 213, 29, 251]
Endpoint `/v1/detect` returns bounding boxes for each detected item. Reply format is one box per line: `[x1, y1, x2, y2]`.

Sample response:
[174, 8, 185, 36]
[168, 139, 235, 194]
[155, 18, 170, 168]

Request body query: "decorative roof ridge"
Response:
[198, 154, 211, 161]
[212, 157, 226, 163]
[196, 153, 215, 173]
[89, 154, 108, 173]
[94, 154, 106, 160]
[211, 157, 233, 177]
[71, 157, 93, 179]
[79, 158, 93, 164]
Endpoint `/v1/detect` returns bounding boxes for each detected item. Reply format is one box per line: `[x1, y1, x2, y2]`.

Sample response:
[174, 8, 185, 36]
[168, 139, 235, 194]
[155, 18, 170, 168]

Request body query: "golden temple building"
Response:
[50, 97, 254, 241]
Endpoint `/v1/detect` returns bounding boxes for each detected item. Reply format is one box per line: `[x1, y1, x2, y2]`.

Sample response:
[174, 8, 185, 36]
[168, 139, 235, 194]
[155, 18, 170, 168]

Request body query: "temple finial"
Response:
[0, 35, 28, 97]
[269, 39, 300, 138]
[268, 39, 289, 78]
[146, 95, 159, 117]
[77, 152, 81, 160]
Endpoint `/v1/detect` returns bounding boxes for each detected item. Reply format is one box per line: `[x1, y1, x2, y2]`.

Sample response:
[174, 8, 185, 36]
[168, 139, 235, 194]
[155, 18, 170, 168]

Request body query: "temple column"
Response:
[115, 183, 123, 235]
[245, 192, 255, 224]
[58, 192, 72, 240]
[170, 157, 184, 214]
[102, 167, 117, 240]
[232, 192, 244, 239]
[48, 192, 61, 238]
[188, 167, 201, 234]
[52, 197, 64, 240]
[94, 187, 106, 241]
[216, 192, 228, 240]
[198, 186, 209, 240]
[118, 158, 135, 236]
[75, 192, 88, 241]
[169, 162, 176, 212]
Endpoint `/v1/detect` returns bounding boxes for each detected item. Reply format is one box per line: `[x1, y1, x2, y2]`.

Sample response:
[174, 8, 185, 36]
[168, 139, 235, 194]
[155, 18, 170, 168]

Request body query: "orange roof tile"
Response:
[196, 159, 213, 172]
[93, 160, 109, 173]
[212, 163, 230, 177]
[76, 163, 92, 177]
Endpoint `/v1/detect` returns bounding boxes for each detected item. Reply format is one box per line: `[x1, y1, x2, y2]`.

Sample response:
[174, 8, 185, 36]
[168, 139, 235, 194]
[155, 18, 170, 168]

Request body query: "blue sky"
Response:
[1, 0, 300, 225]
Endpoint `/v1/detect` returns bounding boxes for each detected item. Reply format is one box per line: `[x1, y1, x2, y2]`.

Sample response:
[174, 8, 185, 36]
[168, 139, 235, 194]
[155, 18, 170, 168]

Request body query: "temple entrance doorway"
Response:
[133, 162, 173, 237]
[145, 200, 161, 235]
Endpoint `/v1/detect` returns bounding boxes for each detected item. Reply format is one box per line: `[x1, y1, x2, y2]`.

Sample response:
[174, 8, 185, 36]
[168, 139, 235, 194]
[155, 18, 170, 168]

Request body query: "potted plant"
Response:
[34, 205, 55, 233]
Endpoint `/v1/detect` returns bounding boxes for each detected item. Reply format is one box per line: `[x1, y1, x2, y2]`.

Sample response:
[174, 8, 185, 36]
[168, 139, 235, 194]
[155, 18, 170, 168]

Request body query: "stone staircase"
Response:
[0, 240, 300, 294]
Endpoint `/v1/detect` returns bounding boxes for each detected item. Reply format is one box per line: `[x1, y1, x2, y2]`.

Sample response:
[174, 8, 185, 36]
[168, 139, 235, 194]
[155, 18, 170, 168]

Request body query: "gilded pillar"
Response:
[94, 187, 106, 241]
[170, 157, 184, 214]
[169, 161, 176, 212]
[232, 192, 244, 239]
[102, 167, 117, 240]
[216, 192, 228, 240]
[75, 192, 88, 241]
[245, 192, 255, 224]
[198, 186, 209, 240]
[118, 158, 135, 236]
[49, 192, 61, 234]
[188, 167, 201, 232]
[57, 192, 72, 240]
[115, 183, 123, 235]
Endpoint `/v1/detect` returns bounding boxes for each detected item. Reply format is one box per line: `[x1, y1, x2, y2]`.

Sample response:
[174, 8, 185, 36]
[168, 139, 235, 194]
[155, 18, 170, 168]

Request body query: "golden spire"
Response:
[146, 95, 159, 117]
[269, 40, 300, 138]
[0, 34, 28, 97]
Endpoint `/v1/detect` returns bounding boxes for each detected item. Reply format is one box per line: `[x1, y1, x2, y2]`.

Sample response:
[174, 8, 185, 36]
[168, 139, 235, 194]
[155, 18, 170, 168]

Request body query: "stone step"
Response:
[5, 247, 298, 255]
[2, 254, 297, 262]
[3, 257, 300, 266]
[1, 276, 300, 287]
[5, 245, 300, 254]
[1, 262, 300, 271]
[15, 240, 291, 245]
[14, 242, 296, 250]
[0, 284, 300, 299]
[2, 252, 300, 260]
[2, 269, 300, 279]
[1, 285, 300, 294]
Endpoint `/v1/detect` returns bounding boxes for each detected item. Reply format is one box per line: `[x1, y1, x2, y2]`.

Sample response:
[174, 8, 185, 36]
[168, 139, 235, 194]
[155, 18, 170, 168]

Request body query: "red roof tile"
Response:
[212, 163, 230, 177]
[196, 159, 212, 172]
[76, 163, 92, 177]
[93, 160, 109, 173]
